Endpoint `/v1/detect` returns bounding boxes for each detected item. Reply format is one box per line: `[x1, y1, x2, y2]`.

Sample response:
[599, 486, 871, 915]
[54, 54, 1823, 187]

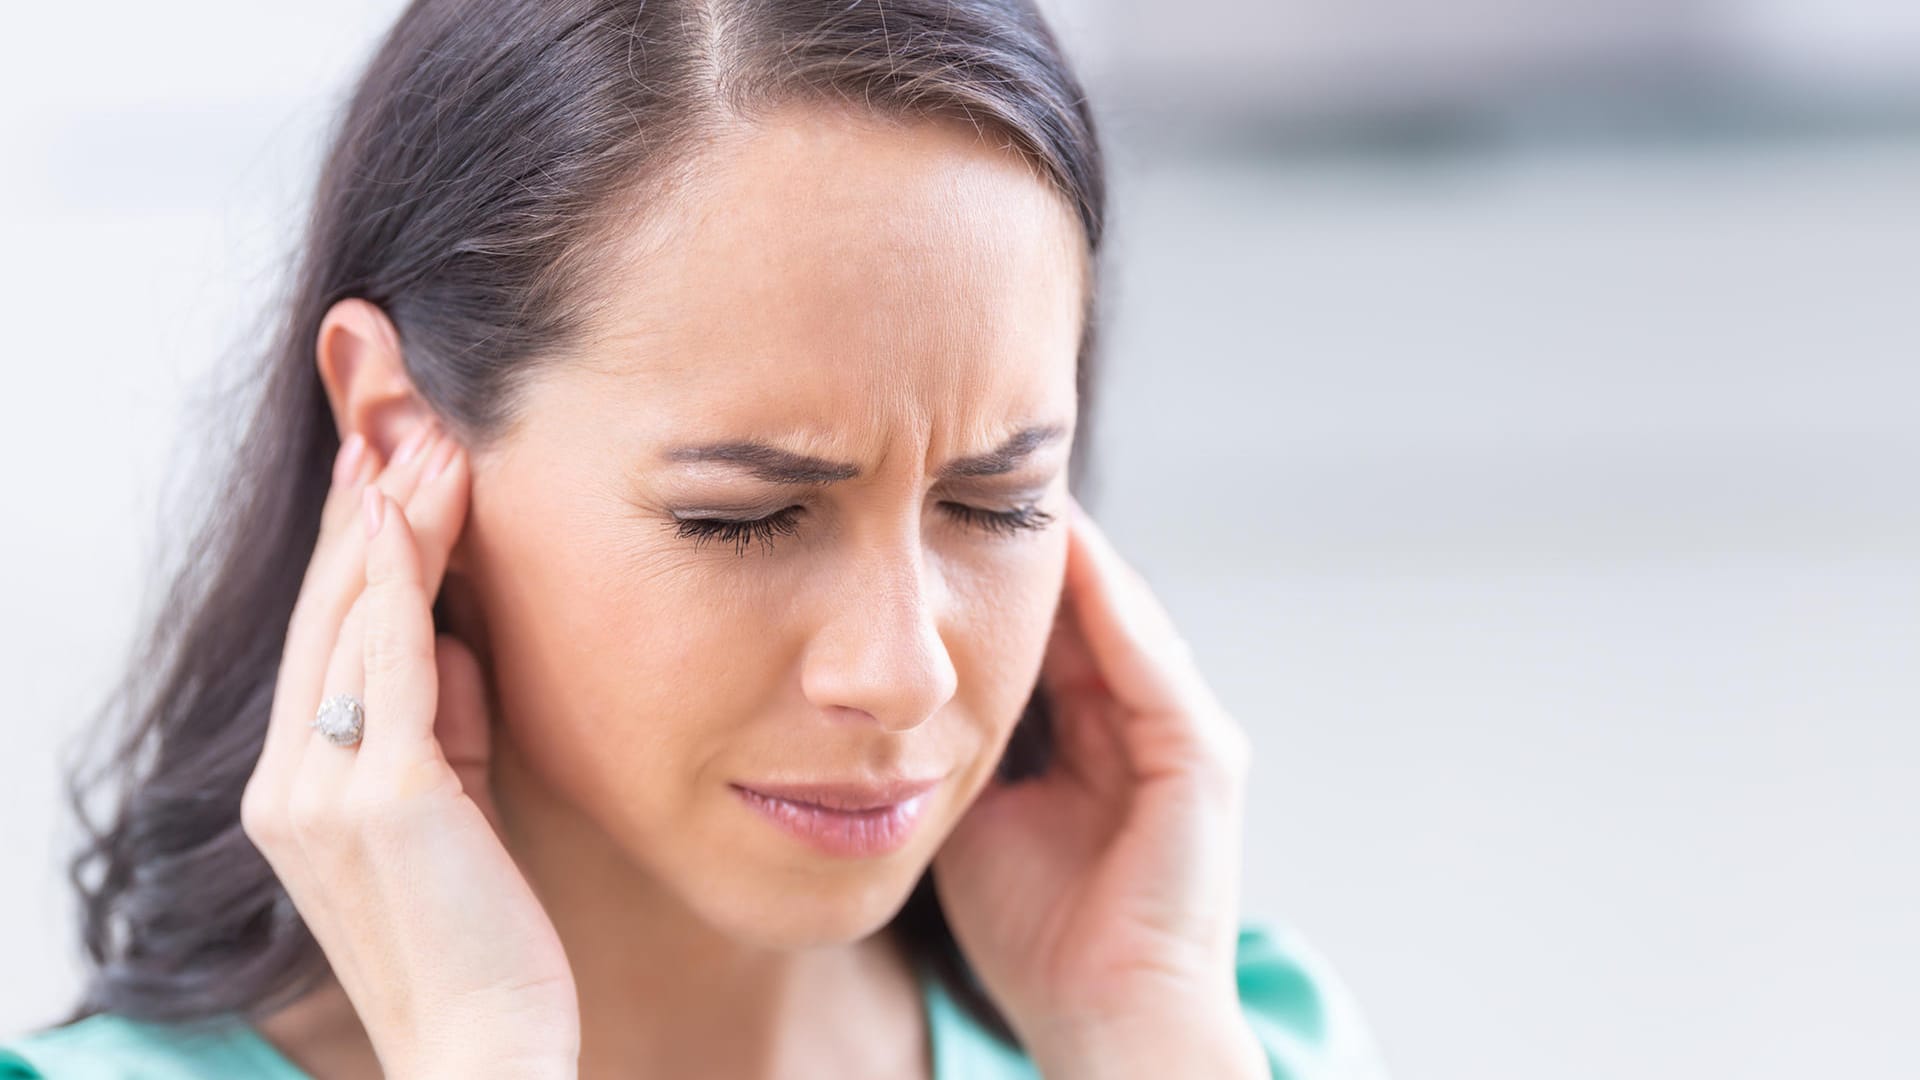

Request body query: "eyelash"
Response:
[671, 502, 1056, 556]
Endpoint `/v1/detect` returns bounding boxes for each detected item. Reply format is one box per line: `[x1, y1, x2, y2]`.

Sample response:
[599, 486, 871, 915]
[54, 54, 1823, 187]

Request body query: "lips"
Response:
[733, 776, 943, 812]
[730, 775, 943, 858]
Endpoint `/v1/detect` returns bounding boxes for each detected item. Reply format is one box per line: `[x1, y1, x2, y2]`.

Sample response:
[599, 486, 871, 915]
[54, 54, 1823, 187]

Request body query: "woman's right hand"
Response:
[240, 420, 579, 1078]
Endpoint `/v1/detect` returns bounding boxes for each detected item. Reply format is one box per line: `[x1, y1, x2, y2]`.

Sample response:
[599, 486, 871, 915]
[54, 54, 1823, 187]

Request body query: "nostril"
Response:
[825, 704, 881, 726]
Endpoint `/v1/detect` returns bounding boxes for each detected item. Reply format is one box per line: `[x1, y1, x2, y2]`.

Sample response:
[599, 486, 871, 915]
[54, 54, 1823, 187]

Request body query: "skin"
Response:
[241, 104, 1265, 1079]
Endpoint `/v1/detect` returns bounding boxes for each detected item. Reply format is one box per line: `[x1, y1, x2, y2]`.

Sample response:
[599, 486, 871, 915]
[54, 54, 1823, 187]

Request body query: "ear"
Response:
[315, 297, 437, 463]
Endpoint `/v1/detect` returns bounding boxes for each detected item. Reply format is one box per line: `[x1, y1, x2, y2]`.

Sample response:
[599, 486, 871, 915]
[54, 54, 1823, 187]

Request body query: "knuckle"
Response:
[362, 549, 399, 589]
[239, 784, 283, 847]
[362, 614, 432, 677]
[362, 530, 419, 590]
[287, 786, 386, 871]
[285, 784, 342, 843]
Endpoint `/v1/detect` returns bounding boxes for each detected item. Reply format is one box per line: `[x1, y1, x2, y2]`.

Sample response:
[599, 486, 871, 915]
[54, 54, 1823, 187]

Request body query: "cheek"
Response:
[937, 531, 1070, 728]
[468, 487, 782, 825]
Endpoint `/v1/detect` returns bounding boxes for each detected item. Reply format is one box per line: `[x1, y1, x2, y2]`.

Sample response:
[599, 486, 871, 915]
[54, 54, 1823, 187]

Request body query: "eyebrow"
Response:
[661, 424, 1068, 485]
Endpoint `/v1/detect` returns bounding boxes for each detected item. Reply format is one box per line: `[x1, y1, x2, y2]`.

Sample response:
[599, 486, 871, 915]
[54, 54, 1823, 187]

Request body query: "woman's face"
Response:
[453, 104, 1088, 947]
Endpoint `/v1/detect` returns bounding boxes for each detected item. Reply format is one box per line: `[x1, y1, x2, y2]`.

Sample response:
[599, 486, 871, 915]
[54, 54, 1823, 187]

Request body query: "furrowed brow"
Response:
[937, 424, 1069, 480]
[662, 423, 1068, 484]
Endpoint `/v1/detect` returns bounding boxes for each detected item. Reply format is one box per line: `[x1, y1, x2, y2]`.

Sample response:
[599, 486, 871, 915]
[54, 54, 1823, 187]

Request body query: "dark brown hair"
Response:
[54, 0, 1106, 1054]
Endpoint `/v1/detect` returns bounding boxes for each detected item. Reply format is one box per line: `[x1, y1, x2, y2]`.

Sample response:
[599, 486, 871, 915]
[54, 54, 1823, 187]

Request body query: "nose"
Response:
[799, 539, 959, 733]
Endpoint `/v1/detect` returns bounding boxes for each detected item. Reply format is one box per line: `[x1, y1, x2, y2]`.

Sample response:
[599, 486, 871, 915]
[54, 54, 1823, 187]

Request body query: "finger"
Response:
[288, 434, 440, 790]
[315, 421, 434, 535]
[317, 431, 373, 536]
[371, 422, 447, 529]
[304, 422, 439, 601]
[280, 583, 373, 986]
[255, 434, 377, 781]
[268, 427, 460, 834]
[325, 435, 468, 797]
[1035, 608, 1131, 797]
[354, 489, 444, 781]
[407, 430, 471, 599]
[354, 433, 475, 779]
[1061, 499, 1249, 777]
[1060, 497, 1211, 715]
[257, 421, 445, 789]
[1037, 597, 1106, 701]
[288, 588, 372, 835]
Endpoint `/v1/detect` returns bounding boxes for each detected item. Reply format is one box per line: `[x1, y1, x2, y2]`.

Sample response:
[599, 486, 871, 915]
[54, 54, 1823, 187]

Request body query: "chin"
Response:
[690, 858, 931, 950]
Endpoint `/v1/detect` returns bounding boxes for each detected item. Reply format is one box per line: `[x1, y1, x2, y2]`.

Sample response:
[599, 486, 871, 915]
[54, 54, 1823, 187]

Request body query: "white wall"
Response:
[1094, 139, 1920, 1079]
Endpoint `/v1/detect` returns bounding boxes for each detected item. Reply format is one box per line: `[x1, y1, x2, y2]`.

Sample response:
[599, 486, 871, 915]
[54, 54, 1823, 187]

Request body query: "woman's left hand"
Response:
[933, 496, 1268, 1080]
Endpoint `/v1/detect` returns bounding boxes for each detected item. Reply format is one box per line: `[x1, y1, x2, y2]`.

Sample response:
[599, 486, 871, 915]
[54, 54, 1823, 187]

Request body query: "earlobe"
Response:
[315, 296, 436, 461]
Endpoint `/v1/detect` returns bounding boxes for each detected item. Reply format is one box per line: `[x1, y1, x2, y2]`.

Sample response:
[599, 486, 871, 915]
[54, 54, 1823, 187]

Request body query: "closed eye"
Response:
[669, 501, 1055, 556]
[938, 501, 1056, 536]
[670, 505, 805, 556]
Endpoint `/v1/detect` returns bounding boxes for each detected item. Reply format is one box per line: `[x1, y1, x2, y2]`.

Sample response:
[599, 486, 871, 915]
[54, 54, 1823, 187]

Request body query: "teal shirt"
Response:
[0, 923, 1385, 1078]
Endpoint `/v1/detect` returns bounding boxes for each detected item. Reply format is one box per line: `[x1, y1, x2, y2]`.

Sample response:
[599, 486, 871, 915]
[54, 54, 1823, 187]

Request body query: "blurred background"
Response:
[1, 1, 1914, 1077]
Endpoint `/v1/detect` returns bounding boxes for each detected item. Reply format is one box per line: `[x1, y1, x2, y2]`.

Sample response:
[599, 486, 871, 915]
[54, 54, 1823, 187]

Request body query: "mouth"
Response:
[729, 775, 943, 858]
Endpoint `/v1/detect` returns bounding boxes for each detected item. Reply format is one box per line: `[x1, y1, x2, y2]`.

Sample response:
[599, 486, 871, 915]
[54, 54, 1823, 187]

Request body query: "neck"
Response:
[487, 723, 932, 1080]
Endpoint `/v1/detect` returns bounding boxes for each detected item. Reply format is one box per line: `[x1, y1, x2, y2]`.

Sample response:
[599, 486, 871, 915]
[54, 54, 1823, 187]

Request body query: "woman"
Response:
[1, 1, 1384, 1076]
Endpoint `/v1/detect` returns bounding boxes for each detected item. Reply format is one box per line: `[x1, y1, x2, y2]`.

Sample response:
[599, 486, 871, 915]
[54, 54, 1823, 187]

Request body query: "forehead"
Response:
[559, 104, 1088, 441]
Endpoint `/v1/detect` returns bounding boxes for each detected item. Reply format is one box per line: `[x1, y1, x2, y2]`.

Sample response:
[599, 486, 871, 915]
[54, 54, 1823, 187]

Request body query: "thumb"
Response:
[432, 632, 503, 835]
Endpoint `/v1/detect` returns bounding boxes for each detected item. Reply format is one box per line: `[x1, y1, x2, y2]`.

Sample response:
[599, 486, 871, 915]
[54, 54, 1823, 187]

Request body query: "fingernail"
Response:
[421, 436, 458, 484]
[393, 425, 433, 466]
[362, 486, 385, 536]
[333, 433, 366, 487]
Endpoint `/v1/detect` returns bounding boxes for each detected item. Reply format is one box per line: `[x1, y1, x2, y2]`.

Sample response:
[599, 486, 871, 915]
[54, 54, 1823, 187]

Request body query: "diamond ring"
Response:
[312, 693, 366, 747]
